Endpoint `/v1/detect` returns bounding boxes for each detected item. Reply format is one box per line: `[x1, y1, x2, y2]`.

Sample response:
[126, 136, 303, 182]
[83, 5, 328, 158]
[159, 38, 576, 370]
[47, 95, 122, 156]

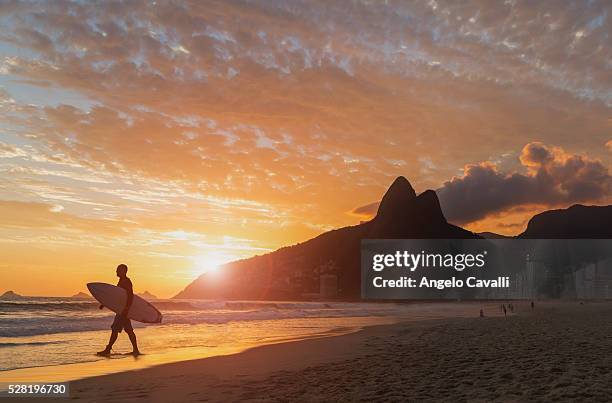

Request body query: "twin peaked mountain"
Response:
[175, 176, 612, 300]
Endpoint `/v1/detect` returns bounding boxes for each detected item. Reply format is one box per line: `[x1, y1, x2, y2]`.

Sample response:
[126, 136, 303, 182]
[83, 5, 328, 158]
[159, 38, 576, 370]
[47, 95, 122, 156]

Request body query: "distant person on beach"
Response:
[531, 301, 534, 310]
[503, 305, 507, 317]
[97, 264, 140, 356]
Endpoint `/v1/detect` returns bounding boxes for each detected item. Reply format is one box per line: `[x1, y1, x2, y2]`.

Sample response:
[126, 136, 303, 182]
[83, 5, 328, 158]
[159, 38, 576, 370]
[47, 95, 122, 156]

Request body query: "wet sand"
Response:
[34, 302, 612, 401]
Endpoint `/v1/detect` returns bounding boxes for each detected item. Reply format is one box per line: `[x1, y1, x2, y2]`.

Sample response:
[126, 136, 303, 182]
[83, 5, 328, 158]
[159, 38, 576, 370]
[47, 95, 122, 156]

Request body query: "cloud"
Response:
[350, 201, 379, 218]
[0, 1, 610, 296]
[0, 200, 131, 235]
[438, 142, 612, 223]
[352, 142, 612, 224]
[1, 1, 611, 255]
[0, 141, 27, 158]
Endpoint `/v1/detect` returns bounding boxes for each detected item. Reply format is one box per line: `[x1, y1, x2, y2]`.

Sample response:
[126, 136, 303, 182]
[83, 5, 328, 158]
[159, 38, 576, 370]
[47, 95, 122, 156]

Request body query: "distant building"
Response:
[574, 257, 612, 299]
[524, 253, 537, 299]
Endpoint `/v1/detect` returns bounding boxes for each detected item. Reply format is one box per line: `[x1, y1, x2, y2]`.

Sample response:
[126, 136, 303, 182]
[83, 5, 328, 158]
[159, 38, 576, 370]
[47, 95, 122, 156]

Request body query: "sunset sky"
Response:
[1, 0, 610, 297]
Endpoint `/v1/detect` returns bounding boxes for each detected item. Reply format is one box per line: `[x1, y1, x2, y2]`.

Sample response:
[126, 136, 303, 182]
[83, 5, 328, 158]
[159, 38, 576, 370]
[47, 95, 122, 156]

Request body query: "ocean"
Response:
[0, 298, 403, 382]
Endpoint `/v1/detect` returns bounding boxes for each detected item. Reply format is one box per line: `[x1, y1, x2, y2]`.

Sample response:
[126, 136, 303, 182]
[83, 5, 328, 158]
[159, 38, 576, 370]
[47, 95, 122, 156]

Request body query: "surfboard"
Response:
[87, 282, 162, 324]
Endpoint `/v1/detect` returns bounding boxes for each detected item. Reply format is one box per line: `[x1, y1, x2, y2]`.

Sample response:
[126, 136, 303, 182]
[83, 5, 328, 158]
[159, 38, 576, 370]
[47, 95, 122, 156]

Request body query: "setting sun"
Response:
[191, 253, 233, 278]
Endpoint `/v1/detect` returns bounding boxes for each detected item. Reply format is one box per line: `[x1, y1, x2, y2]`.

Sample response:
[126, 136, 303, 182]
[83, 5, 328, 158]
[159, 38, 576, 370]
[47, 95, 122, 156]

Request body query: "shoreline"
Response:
[61, 320, 411, 402]
[0, 301, 502, 383]
[16, 301, 612, 401]
[0, 316, 395, 384]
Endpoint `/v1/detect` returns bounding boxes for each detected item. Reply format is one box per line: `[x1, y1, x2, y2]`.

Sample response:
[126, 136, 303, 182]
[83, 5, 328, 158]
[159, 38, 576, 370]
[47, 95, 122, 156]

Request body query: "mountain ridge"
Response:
[518, 204, 612, 238]
[175, 176, 477, 300]
[175, 177, 612, 300]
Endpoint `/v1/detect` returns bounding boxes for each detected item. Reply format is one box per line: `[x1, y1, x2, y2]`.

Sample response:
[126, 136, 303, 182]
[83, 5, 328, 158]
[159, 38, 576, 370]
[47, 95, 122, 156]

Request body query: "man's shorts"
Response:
[111, 313, 133, 333]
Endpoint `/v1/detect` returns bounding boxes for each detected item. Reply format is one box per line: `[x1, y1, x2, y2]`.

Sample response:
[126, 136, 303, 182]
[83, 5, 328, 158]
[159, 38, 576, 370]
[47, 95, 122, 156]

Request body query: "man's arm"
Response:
[122, 279, 134, 316]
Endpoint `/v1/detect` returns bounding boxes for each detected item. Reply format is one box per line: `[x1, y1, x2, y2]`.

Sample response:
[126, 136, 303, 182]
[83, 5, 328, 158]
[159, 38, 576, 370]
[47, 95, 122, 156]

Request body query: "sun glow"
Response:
[191, 252, 233, 277]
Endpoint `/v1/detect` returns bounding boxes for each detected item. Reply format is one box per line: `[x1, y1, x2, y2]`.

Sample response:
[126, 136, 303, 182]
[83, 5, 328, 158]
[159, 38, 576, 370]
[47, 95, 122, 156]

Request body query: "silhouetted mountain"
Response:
[138, 291, 158, 300]
[519, 204, 612, 238]
[369, 178, 474, 238]
[0, 290, 26, 300]
[175, 177, 478, 300]
[376, 176, 416, 216]
[70, 292, 94, 300]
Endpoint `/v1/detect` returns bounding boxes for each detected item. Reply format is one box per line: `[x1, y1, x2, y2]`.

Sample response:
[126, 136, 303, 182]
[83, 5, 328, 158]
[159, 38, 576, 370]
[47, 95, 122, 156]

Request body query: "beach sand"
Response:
[41, 302, 612, 401]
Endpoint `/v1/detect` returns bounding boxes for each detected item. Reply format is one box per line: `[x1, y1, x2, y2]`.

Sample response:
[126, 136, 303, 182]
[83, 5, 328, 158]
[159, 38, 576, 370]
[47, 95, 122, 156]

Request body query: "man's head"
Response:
[116, 264, 128, 278]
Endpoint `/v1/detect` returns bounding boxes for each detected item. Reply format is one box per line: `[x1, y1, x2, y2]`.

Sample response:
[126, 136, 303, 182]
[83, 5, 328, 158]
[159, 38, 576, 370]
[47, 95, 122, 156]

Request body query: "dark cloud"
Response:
[438, 142, 611, 223]
[520, 142, 555, 167]
[352, 142, 612, 224]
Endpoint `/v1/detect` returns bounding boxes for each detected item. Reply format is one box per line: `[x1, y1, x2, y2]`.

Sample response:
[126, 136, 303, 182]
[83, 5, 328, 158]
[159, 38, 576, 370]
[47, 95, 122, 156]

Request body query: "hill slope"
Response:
[175, 177, 477, 300]
[519, 204, 612, 238]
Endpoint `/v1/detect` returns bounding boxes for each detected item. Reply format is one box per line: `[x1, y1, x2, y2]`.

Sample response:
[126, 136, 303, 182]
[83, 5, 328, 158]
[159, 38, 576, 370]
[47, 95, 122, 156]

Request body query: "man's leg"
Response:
[97, 331, 118, 356]
[126, 329, 140, 355]
[107, 330, 119, 348]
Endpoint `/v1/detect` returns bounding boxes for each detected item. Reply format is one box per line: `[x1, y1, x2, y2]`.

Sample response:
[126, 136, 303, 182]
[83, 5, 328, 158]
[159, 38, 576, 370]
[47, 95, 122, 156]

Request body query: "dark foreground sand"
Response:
[51, 302, 612, 402]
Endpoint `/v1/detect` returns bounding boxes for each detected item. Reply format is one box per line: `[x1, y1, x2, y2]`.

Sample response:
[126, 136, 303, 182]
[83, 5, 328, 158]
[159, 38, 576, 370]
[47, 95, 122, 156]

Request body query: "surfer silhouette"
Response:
[97, 264, 141, 356]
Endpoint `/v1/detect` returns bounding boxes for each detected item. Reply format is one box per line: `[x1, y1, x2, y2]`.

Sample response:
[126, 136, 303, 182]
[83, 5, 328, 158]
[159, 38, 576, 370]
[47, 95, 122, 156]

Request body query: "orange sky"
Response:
[0, 1, 610, 297]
